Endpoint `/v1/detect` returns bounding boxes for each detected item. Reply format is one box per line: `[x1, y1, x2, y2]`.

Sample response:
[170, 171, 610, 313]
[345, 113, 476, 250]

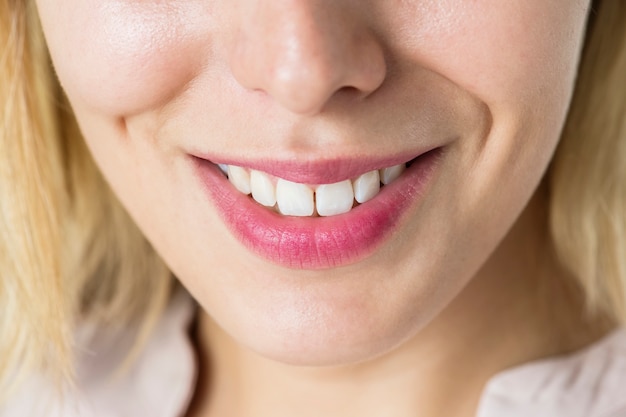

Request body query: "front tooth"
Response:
[316, 180, 354, 217]
[250, 170, 276, 207]
[228, 165, 251, 195]
[353, 170, 380, 203]
[276, 179, 314, 216]
[380, 164, 405, 185]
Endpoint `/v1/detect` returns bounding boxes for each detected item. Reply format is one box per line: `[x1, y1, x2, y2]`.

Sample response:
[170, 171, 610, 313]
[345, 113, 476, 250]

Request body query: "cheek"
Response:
[398, 0, 590, 197]
[37, 0, 207, 115]
[394, 0, 590, 114]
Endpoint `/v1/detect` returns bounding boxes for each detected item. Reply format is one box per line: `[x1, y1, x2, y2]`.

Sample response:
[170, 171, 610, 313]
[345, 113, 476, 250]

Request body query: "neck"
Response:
[187, 187, 612, 417]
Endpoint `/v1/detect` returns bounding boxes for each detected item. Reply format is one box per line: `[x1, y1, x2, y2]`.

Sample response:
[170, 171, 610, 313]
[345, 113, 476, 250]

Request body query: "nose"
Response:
[228, 1, 387, 115]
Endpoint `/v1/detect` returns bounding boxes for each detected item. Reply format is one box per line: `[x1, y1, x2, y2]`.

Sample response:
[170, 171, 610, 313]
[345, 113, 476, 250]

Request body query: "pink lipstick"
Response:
[193, 149, 441, 270]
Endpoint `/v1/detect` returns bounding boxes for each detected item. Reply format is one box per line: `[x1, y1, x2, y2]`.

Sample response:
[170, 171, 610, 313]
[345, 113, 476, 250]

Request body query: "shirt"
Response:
[3, 289, 626, 417]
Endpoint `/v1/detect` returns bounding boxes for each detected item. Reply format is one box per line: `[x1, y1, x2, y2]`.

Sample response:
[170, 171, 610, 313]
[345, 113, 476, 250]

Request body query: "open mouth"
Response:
[216, 158, 419, 217]
[193, 149, 441, 269]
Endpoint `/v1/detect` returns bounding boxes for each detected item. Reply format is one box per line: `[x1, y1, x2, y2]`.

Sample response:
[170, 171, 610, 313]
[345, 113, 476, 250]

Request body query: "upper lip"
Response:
[190, 147, 438, 184]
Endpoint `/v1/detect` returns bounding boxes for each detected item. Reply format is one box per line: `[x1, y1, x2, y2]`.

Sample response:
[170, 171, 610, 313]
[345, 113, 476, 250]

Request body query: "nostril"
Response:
[227, 4, 387, 116]
[337, 86, 362, 97]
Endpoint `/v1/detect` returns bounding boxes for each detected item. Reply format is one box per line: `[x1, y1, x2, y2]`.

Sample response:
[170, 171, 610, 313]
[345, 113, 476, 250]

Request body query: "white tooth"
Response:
[276, 179, 314, 216]
[250, 170, 276, 207]
[353, 170, 380, 204]
[228, 165, 251, 195]
[380, 164, 405, 185]
[316, 180, 354, 217]
[218, 164, 229, 176]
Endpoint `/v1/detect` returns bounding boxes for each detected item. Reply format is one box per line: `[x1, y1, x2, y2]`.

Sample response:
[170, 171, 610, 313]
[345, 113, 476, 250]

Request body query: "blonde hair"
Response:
[0, 0, 171, 398]
[0, 0, 625, 398]
[550, 0, 626, 324]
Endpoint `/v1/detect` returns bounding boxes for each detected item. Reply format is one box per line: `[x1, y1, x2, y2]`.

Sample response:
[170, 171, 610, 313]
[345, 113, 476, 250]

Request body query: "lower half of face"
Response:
[38, 0, 591, 365]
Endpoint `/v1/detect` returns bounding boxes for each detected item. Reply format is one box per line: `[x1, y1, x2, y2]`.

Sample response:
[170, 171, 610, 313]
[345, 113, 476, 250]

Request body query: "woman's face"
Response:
[37, 0, 591, 364]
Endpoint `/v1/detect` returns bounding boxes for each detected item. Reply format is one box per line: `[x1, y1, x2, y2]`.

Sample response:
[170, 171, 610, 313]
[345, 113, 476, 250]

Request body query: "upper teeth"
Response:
[220, 163, 406, 217]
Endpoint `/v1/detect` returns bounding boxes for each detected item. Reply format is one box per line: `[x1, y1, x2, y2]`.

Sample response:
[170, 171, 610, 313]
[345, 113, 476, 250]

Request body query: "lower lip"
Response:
[193, 150, 441, 270]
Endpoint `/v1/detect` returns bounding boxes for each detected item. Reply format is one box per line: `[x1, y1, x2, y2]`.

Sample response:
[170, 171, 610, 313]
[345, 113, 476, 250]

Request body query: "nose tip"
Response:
[228, 3, 387, 116]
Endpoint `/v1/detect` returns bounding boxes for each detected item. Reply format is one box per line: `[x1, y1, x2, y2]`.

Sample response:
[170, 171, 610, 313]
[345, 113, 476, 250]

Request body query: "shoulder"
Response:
[0, 288, 197, 417]
[478, 329, 626, 417]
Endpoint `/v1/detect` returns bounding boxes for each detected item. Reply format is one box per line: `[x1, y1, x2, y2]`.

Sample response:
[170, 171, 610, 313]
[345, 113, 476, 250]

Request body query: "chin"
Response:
[194, 265, 443, 368]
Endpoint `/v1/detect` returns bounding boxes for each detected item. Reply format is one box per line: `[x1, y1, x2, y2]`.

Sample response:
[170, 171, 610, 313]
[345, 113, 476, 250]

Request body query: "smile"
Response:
[193, 148, 442, 269]
[218, 162, 409, 217]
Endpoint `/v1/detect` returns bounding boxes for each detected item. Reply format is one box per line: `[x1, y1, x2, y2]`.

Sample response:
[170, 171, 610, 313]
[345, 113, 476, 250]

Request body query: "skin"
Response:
[35, 0, 606, 416]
